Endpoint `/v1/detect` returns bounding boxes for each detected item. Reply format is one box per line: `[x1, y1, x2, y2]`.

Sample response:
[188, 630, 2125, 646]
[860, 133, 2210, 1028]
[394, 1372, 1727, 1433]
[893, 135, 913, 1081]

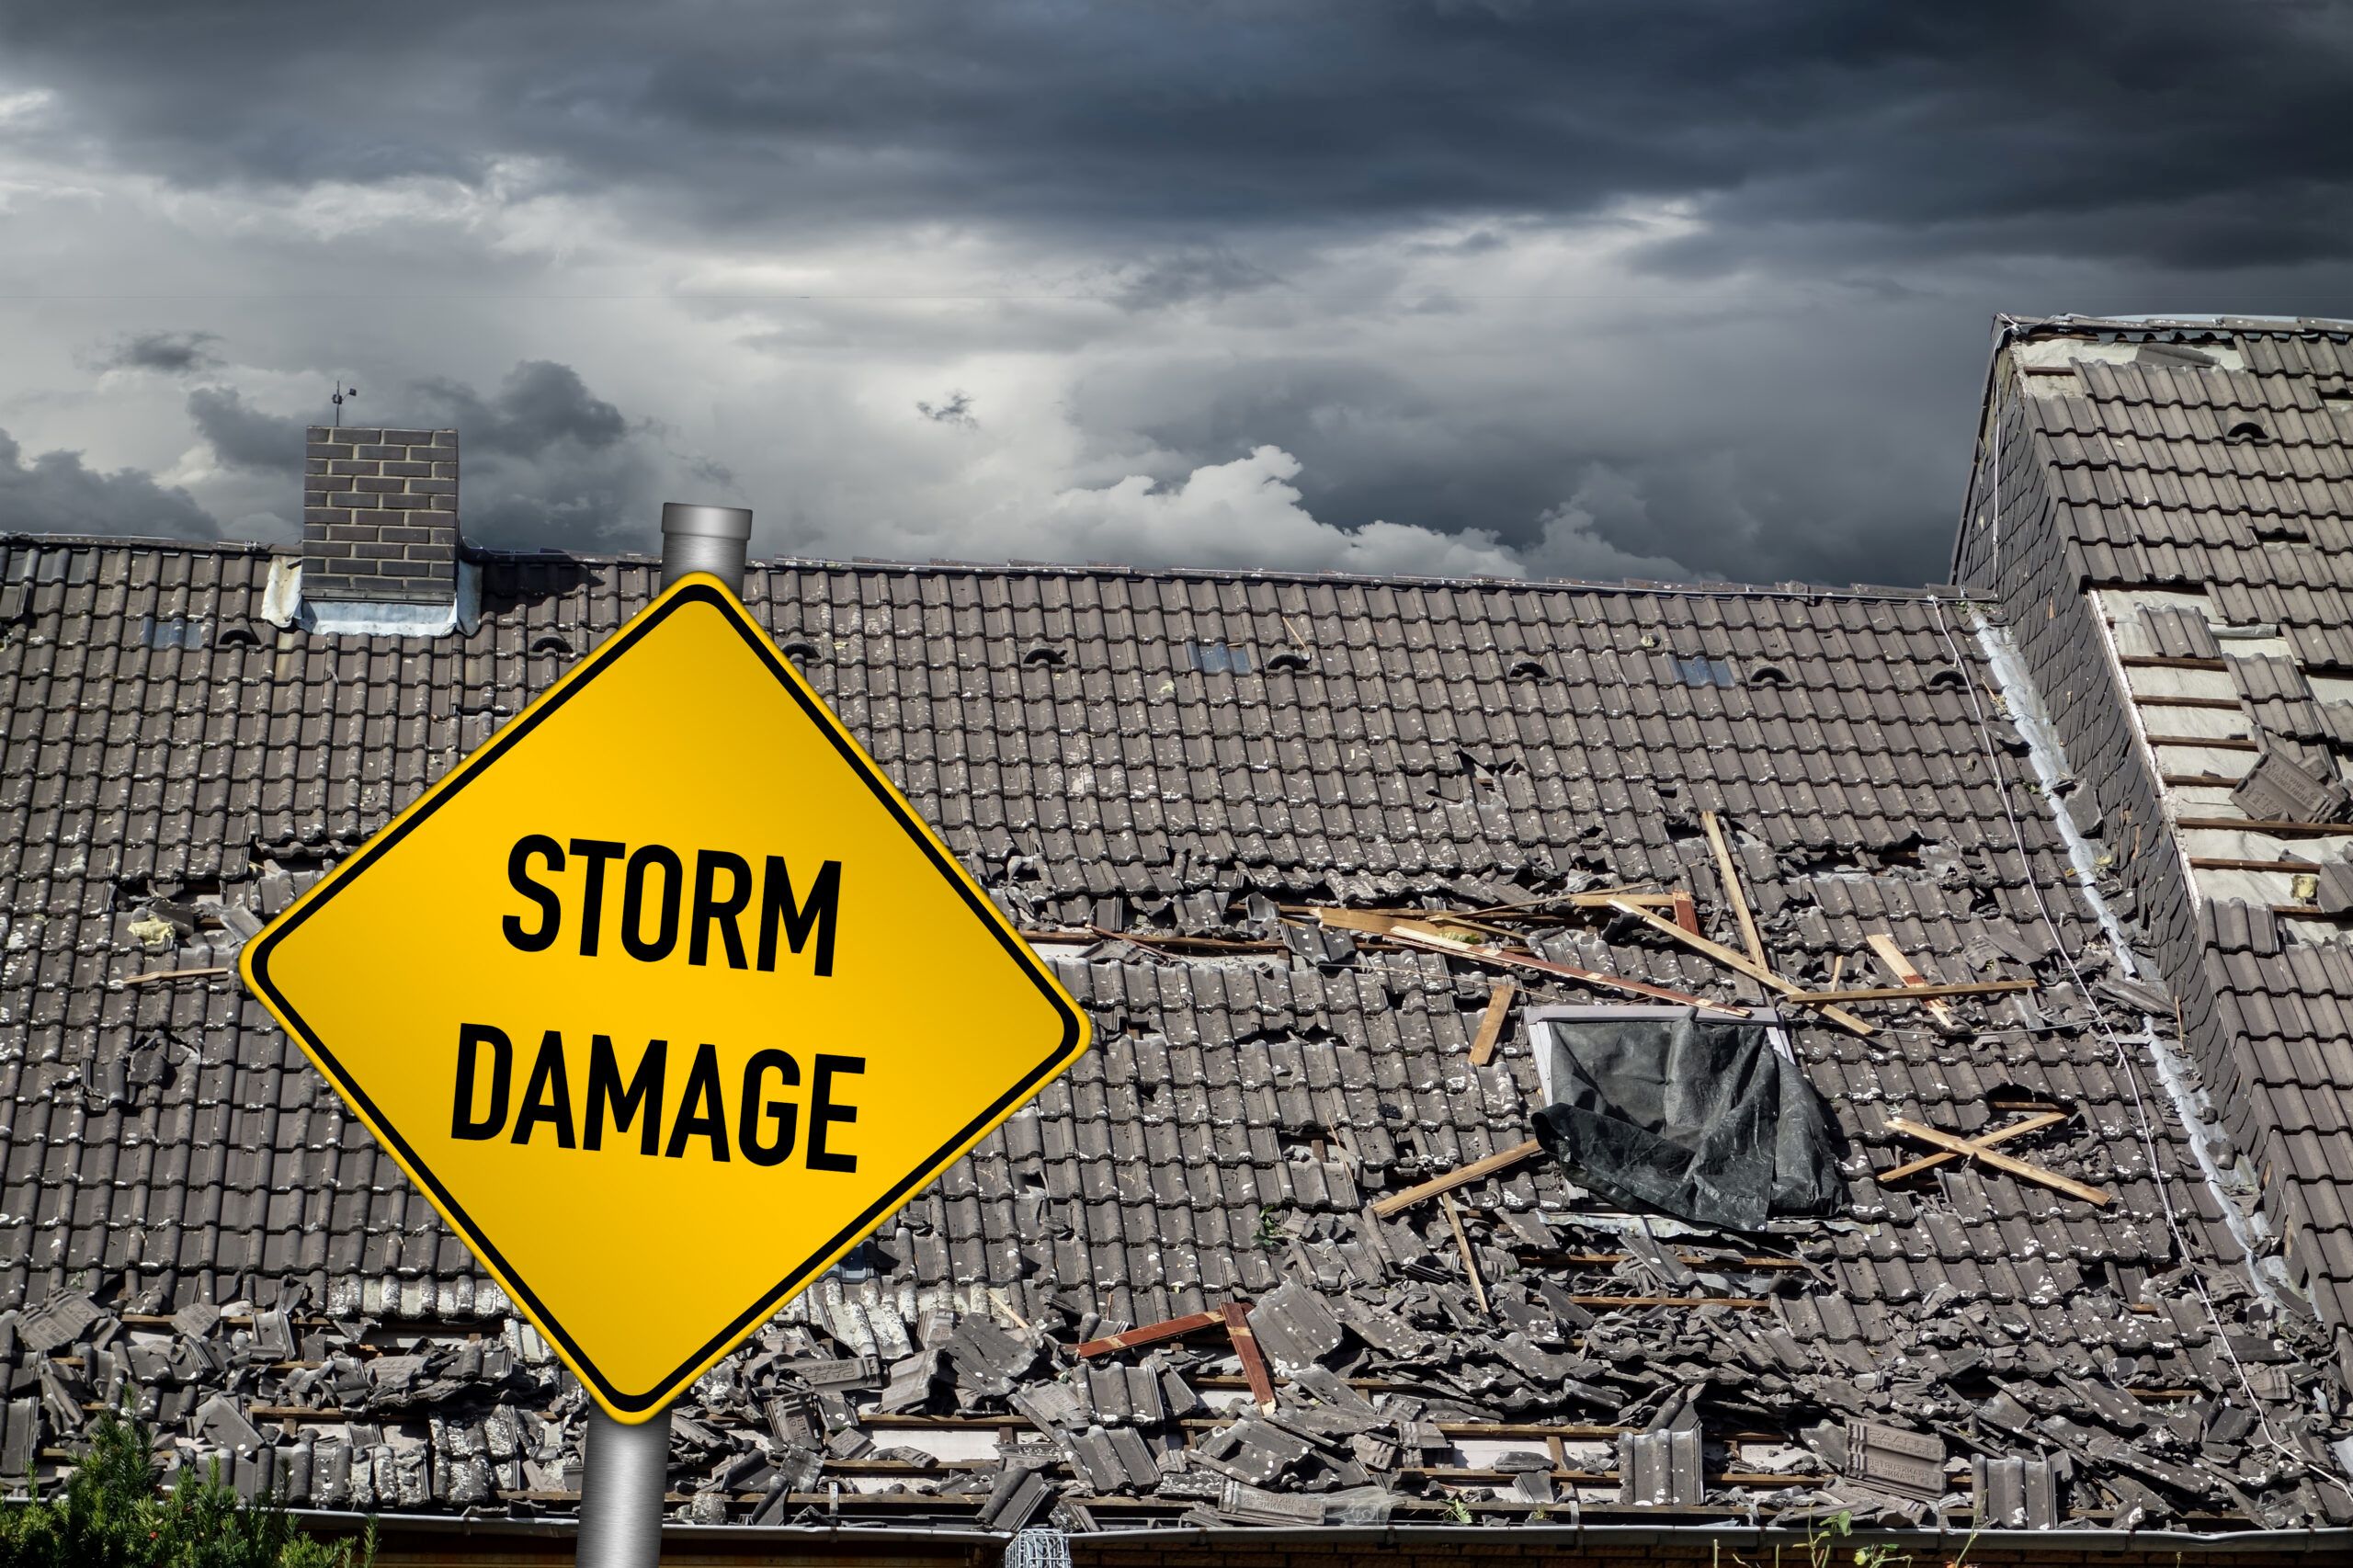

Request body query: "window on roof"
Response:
[1184, 640, 1254, 676]
[140, 615, 208, 650]
[1672, 654, 1736, 688]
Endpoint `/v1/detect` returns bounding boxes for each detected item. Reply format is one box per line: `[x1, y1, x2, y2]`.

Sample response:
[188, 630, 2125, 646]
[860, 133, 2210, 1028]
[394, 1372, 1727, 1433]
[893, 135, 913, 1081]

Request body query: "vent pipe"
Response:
[659, 502, 753, 591]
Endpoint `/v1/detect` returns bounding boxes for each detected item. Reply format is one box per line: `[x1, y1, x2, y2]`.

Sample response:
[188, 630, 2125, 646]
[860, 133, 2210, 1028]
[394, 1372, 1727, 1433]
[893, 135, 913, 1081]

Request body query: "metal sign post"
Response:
[242, 496, 1086, 1562]
[574, 502, 752, 1566]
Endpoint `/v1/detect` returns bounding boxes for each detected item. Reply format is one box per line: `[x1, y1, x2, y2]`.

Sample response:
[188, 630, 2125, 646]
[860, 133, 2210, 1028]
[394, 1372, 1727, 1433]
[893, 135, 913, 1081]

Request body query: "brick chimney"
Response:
[301, 426, 459, 605]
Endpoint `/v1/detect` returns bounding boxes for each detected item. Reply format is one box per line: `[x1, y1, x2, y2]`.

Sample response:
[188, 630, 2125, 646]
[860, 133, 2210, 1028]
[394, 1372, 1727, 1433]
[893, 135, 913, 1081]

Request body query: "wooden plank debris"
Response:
[121, 966, 232, 986]
[1669, 890, 1700, 937]
[1468, 981, 1516, 1067]
[1370, 1139, 1544, 1219]
[1882, 1115, 2112, 1207]
[1699, 810, 1768, 970]
[1601, 899, 1874, 1035]
[1875, 1110, 2068, 1184]
[1440, 1193, 1490, 1314]
[1379, 922, 1750, 1015]
[1220, 1301, 1278, 1413]
[1566, 1296, 1769, 1310]
[1075, 1309, 1227, 1358]
[1789, 978, 2038, 1004]
[1312, 906, 1410, 935]
[1865, 933, 1956, 1025]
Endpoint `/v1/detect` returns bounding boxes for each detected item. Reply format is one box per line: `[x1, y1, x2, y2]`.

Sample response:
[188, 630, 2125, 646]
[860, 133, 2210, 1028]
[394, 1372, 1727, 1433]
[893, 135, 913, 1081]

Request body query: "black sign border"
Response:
[245, 579, 1088, 1415]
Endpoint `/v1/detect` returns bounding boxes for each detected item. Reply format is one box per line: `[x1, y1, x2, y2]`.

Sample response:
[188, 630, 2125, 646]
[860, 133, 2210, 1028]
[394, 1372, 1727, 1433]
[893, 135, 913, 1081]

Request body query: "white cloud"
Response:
[1013, 445, 1528, 577]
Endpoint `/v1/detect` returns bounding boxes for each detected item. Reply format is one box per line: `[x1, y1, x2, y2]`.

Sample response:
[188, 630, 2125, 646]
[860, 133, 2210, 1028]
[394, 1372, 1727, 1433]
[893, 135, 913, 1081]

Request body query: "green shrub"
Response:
[0, 1410, 374, 1568]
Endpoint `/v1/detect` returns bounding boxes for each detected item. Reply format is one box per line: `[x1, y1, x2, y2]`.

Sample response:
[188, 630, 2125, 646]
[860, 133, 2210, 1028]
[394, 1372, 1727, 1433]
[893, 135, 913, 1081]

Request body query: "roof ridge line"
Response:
[0, 530, 1958, 605]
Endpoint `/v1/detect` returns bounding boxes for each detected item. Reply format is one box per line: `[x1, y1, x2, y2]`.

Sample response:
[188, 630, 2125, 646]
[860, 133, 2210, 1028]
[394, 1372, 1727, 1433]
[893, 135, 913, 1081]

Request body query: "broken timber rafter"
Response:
[1381, 921, 1751, 1016]
[1788, 978, 2038, 1005]
[120, 966, 232, 986]
[1865, 933, 1956, 1026]
[1370, 1138, 1543, 1218]
[1468, 980, 1516, 1067]
[1875, 1110, 2067, 1184]
[1074, 1309, 1226, 1359]
[1219, 1301, 1277, 1413]
[1882, 1115, 2112, 1207]
[1440, 1192, 1490, 1313]
[1699, 810, 1768, 970]
[1601, 899, 1874, 1035]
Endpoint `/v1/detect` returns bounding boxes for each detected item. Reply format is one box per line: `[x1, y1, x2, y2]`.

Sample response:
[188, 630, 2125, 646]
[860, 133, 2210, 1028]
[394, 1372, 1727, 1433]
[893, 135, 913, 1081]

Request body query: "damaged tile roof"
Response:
[1955, 313, 2353, 1410]
[2, 523, 2349, 1536]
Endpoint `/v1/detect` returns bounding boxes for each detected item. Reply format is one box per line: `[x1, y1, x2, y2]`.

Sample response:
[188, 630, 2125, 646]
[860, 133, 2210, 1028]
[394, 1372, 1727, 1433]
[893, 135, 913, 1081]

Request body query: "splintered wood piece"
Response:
[1882, 1115, 2112, 1207]
[121, 966, 232, 986]
[1865, 933, 1957, 1025]
[1699, 810, 1768, 970]
[1469, 981, 1517, 1067]
[1440, 1193, 1490, 1314]
[1876, 1110, 2067, 1184]
[1669, 891, 1700, 937]
[1381, 924, 1748, 1016]
[1312, 906, 1404, 935]
[1220, 1301, 1278, 1413]
[1370, 1138, 1544, 1218]
[1601, 900, 1874, 1036]
[1790, 979, 2038, 1004]
[1074, 1309, 1227, 1358]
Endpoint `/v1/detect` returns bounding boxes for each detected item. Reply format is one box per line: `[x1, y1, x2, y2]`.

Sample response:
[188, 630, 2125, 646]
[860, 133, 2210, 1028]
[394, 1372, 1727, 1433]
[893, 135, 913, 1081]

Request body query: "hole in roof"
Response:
[528, 632, 574, 656]
[1183, 639, 1253, 676]
[1671, 654, 1736, 688]
[1021, 642, 1067, 667]
[1984, 1082, 2075, 1118]
[1745, 662, 1791, 688]
[2224, 419, 2271, 445]
[1506, 657, 1552, 682]
[1927, 666, 1968, 692]
[1265, 649, 1312, 674]
[779, 636, 820, 661]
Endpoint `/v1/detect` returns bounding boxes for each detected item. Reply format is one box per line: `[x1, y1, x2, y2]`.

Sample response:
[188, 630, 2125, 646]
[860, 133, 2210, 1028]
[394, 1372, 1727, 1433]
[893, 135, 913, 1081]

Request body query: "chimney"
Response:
[301, 426, 460, 605]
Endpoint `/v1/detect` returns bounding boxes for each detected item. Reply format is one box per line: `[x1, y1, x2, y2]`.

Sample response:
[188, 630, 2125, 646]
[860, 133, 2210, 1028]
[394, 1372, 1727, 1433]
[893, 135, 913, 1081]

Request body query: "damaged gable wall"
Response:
[1954, 315, 2353, 1388]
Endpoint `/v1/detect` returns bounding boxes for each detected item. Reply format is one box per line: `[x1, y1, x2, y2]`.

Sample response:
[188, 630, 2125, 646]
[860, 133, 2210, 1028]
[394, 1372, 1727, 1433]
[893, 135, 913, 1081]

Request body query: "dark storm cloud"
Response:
[916, 392, 976, 427]
[188, 386, 304, 470]
[175, 362, 676, 552]
[7, 1, 2353, 583]
[0, 428, 217, 539]
[8, 2, 2350, 268]
[87, 330, 223, 377]
[410, 361, 630, 460]
[1108, 250, 1284, 312]
[408, 362, 664, 551]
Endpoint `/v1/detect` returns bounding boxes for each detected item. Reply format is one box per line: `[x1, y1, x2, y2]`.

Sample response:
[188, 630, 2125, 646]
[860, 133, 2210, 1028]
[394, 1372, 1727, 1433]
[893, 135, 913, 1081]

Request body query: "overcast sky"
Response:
[2, 1, 2349, 586]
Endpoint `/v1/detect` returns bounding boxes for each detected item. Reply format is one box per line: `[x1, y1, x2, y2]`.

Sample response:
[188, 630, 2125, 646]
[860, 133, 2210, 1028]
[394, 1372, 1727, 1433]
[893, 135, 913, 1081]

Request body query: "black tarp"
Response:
[1530, 1010, 1846, 1231]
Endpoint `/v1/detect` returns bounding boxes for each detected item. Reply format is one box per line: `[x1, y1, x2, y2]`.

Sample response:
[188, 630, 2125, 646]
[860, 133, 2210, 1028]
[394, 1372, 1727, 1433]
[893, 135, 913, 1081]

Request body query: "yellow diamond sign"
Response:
[241, 574, 1089, 1420]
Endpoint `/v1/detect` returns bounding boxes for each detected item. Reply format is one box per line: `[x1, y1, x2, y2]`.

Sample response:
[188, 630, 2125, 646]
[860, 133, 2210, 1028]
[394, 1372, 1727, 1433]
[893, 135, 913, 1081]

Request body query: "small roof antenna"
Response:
[331, 379, 358, 428]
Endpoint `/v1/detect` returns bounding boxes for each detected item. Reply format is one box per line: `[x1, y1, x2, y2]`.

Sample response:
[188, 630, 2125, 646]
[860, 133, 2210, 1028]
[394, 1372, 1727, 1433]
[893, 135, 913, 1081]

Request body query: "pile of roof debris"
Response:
[28, 821, 2353, 1535]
